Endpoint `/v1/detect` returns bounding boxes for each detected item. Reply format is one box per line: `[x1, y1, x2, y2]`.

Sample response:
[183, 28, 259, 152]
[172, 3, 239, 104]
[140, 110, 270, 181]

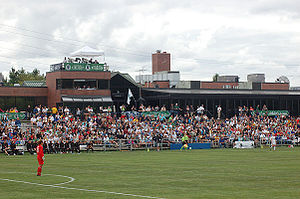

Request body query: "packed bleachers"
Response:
[1, 104, 300, 155]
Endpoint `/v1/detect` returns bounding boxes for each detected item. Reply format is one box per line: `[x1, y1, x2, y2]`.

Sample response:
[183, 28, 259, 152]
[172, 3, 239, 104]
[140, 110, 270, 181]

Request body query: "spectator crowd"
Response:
[63, 57, 100, 64]
[1, 104, 300, 155]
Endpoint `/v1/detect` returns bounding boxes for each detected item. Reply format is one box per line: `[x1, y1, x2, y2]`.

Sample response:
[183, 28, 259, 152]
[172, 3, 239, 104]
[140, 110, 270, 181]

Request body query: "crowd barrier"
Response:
[79, 139, 171, 151]
[1, 137, 299, 155]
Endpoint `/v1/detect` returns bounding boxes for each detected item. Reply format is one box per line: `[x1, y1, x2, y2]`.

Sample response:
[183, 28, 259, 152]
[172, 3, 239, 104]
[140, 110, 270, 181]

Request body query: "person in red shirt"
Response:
[36, 140, 45, 176]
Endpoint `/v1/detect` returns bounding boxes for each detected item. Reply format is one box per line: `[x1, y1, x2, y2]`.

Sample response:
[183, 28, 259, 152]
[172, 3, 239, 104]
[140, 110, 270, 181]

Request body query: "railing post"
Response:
[130, 139, 132, 151]
[146, 141, 149, 152]
[259, 136, 261, 148]
[119, 139, 121, 151]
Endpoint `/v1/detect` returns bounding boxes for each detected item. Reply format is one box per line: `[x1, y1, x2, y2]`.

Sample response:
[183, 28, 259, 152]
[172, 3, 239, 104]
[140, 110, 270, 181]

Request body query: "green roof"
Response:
[22, 81, 46, 87]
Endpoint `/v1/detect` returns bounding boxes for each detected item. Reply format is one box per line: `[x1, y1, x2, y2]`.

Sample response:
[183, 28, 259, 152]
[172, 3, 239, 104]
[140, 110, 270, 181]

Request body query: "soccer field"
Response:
[1, 148, 300, 199]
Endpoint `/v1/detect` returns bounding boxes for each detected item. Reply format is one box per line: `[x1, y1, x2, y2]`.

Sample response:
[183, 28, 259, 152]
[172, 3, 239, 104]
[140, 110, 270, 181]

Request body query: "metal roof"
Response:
[111, 71, 141, 87]
[61, 95, 112, 103]
[143, 88, 300, 96]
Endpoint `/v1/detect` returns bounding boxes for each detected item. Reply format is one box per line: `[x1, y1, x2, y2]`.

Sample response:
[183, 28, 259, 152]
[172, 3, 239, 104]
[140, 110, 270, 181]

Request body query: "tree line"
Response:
[3, 67, 45, 86]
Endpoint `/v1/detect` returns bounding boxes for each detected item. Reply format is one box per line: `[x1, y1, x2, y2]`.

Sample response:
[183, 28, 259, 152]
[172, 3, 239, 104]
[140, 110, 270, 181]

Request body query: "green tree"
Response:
[4, 67, 45, 86]
[7, 67, 20, 86]
[212, 73, 219, 82]
[32, 68, 40, 77]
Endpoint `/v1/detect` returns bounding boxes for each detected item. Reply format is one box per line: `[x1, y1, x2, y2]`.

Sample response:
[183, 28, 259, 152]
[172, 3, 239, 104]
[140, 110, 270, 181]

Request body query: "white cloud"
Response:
[0, 0, 299, 85]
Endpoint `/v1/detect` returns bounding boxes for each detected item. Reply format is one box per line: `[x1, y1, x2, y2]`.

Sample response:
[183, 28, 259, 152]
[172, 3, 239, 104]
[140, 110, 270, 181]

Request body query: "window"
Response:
[223, 85, 232, 89]
[74, 79, 97, 90]
[56, 79, 62, 89]
[56, 79, 109, 89]
[56, 79, 73, 89]
[62, 79, 73, 89]
[98, 80, 109, 89]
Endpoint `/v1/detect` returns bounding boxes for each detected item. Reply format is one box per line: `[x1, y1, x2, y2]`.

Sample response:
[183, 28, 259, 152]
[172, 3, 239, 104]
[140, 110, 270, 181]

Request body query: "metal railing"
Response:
[79, 139, 172, 152]
[1, 137, 299, 155]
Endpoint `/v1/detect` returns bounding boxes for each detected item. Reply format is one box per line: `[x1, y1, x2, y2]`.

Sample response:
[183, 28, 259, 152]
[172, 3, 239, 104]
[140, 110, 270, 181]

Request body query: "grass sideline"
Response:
[0, 148, 300, 199]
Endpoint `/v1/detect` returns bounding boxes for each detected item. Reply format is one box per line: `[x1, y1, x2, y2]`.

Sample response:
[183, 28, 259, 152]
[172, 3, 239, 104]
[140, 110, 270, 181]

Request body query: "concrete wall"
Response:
[238, 82, 252, 89]
[175, 81, 191, 89]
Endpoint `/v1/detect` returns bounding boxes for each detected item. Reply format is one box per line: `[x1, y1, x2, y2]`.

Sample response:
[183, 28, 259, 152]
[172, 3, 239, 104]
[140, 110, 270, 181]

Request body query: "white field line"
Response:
[0, 177, 166, 199]
[0, 172, 75, 186]
[44, 174, 75, 185]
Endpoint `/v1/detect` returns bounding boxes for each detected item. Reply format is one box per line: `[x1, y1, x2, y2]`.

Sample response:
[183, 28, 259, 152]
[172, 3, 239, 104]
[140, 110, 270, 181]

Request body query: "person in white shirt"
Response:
[197, 104, 205, 115]
[37, 119, 43, 127]
[31, 116, 37, 125]
[217, 105, 222, 120]
[270, 133, 276, 151]
[64, 106, 70, 115]
[199, 105, 205, 115]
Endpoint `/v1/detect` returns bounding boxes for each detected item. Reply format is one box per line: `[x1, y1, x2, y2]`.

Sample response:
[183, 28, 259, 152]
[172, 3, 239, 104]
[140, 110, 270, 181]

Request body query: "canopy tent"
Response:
[70, 46, 104, 57]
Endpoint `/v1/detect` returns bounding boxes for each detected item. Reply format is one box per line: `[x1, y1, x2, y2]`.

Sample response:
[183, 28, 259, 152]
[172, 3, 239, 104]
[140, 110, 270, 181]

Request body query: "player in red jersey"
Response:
[36, 140, 45, 176]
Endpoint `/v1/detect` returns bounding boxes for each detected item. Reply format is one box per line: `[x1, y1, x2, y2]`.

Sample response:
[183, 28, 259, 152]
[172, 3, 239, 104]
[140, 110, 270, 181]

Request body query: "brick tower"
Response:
[152, 50, 170, 74]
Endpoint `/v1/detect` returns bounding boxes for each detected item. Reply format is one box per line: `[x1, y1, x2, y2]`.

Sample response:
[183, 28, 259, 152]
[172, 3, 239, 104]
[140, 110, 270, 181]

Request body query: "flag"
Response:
[127, 88, 133, 104]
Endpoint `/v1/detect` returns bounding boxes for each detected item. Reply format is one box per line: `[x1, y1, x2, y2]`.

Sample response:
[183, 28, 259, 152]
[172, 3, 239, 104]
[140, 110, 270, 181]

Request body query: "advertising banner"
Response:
[252, 110, 289, 116]
[141, 111, 171, 117]
[0, 113, 27, 120]
[64, 63, 105, 71]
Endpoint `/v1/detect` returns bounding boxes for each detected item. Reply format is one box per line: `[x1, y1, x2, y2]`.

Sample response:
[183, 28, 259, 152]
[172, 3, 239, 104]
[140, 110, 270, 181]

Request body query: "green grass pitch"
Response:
[1, 148, 300, 199]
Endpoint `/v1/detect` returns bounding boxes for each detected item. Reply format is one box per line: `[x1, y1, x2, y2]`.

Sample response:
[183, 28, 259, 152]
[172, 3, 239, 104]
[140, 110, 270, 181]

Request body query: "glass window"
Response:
[56, 79, 62, 89]
[62, 79, 73, 89]
[74, 79, 97, 90]
[98, 80, 109, 89]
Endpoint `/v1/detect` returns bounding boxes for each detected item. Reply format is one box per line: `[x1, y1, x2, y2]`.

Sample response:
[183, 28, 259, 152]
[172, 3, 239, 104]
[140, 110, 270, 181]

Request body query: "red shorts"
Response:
[37, 157, 44, 165]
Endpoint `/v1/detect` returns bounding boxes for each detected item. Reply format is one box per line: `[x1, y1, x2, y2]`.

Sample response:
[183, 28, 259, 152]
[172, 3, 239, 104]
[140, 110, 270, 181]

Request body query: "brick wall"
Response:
[46, 71, 111, 107]
[152, 52, 170, 74]
[0, 87, 48, 96]
[146, 81, 169, 88]
[261, 83, 289, 90]
[46, 71, 111, 79]
[201, 82, 239, 89]
[46, 72, 57, 107]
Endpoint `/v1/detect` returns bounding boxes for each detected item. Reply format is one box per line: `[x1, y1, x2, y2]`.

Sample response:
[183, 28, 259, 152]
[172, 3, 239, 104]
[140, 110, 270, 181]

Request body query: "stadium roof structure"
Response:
[61, 95, 112, 103]
[143, 88, 300, 96]
[22, 80, 46, 87]
[111, 71, 141, 87]
[70, 46, 104, 57]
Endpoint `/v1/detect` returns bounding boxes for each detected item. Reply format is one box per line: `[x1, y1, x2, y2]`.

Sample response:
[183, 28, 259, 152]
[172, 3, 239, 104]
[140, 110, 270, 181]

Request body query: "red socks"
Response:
[37, 166, 42, 176]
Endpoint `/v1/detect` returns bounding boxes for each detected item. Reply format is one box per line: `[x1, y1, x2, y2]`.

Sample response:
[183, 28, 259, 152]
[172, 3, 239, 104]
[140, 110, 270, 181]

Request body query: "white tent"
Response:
[70, 46, 104, 57]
